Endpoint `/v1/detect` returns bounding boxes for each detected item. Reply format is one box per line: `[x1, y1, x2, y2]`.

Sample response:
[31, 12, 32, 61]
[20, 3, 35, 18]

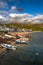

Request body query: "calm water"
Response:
[0, 32, 43, 65]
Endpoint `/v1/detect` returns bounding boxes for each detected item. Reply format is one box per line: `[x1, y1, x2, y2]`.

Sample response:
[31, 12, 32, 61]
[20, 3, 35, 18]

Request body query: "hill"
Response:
[5, 23, 43, 31]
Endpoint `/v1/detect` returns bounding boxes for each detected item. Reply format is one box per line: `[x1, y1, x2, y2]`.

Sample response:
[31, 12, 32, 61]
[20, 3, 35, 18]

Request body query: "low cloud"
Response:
[9, 13, 33, 22]
[0, 15, 5, 19]
[0, 13, 43, 24]
[9, 13, 33, 18]
[31, 14, 43, 24]
[9, 13, 43, 23]
[33, 14, 43, 20]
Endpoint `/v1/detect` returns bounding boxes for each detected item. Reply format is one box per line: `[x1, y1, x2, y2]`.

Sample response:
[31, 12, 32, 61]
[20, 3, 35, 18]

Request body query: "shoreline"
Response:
[0, 31, 42, 54]
[0, 32, 32, 53]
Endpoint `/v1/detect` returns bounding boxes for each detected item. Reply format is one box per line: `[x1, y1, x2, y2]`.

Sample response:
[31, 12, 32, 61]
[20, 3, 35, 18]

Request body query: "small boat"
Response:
[1, 43, 17, 50]
[5, 34, 12, 38]
[16, 39, 28, 44]
[1, 43, 11, 49]
[16, 34, 23, 39]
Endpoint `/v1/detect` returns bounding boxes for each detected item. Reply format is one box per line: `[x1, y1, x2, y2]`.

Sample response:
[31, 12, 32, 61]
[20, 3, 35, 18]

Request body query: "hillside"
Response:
[0, 23, 43, 31]
[5, 23, 43, 31]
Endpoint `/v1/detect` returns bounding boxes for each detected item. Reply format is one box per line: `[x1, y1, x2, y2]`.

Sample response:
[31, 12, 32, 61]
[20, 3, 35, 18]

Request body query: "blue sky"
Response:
[9, 0, 43, 15]
[0, 0, 43, 15]
[0, 0, 43, 23]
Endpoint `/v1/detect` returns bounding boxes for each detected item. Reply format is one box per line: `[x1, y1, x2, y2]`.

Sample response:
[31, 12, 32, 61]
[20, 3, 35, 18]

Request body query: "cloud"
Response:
[0, 10, 9, 18]
[9, 13, 43, 23]
[32, 14, 43, 21]
[0, 10, 8, 14]
[31, 14, 43, 24]
[9, 13, 33, 22]
[0, 15, 5, 19]
[0, 15, 9, 22]
[11, 6, 16, 10]
[17, 8, 24, 12]
[9, 13, 33, 18]
[33, 15, 43, 20]
[0, 1, 8, 8]
[0, 12, 43, 24]
[9, 6, 16, 13]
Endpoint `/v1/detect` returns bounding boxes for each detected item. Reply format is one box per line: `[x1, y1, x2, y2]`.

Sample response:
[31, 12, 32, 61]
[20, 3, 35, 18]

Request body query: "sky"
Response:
[0, 0, 43, 15]
[0, 0, 43, 23]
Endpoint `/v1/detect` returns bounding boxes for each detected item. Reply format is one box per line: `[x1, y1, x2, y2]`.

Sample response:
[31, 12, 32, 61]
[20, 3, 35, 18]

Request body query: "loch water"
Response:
[0, 32, 43, 65]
